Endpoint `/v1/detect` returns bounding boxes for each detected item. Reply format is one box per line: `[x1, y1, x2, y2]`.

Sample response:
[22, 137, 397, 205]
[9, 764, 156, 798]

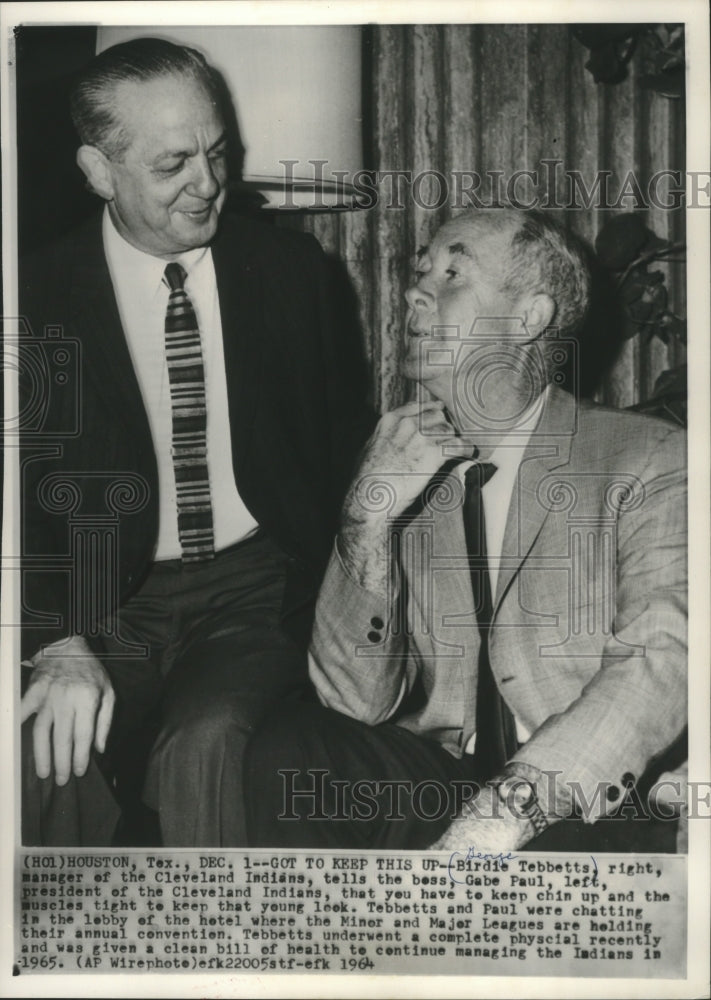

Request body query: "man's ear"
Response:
[76, 145, 115, 200]
[522, 293, 556, 341]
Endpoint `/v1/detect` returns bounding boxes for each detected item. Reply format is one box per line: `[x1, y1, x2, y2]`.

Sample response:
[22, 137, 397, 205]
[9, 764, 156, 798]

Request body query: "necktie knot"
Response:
[164, 261, 187, 292]
[464, 461, 497, 491]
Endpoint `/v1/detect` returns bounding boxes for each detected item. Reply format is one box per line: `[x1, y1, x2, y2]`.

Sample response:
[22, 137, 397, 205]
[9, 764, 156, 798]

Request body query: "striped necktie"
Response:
[163, 261, 215, 562]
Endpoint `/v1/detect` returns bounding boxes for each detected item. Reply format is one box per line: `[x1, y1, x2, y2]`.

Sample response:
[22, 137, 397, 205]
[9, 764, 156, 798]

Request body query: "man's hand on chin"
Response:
[339, 399, 471, 594]
[428, 783, 536, 854]
[21, 635, 115, 786]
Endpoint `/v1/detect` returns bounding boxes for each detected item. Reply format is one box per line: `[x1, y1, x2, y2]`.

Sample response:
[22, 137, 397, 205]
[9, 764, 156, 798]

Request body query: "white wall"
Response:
[96, 25, 363, 206]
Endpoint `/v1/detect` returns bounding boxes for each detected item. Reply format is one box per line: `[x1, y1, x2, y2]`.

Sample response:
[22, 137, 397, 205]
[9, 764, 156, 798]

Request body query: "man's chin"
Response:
[174, 207, 220, 245]
[401, 359, 450, 402]
[402, 343, 443, 384]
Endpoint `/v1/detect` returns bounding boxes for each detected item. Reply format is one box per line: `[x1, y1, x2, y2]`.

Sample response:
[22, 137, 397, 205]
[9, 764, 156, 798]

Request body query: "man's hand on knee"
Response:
[21, 635, 115, 786]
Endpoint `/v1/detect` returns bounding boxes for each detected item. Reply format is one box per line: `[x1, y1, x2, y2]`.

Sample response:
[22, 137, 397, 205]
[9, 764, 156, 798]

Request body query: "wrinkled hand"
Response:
[344, 400, 471, 525]
[21, 635, 114, 785]
[339, 401, 471, 593]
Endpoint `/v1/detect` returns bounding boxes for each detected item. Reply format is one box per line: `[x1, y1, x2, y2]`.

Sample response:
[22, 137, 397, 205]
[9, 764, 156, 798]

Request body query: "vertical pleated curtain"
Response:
[279, 24, 685, 415]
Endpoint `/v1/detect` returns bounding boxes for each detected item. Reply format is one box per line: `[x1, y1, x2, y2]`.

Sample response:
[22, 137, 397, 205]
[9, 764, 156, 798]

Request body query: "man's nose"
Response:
[188, 155, 221, 200]
[405, 283, 433, 311]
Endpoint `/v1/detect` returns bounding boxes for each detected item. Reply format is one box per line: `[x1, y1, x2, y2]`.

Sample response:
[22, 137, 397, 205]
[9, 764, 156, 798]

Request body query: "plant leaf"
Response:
[595, 213, 650, 268]
[640, 68, 684, 98]
[572, 24, 641, 49]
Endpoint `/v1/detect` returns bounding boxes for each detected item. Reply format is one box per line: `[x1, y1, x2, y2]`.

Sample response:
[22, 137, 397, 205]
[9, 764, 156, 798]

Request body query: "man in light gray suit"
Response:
[244, 207, 687, 853]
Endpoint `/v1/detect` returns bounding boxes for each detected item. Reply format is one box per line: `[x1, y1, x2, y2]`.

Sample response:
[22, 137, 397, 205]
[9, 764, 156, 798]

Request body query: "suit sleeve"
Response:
[309, 541, 415, 725]
[512, 425, 687, 822]
[18, 247, 75, 660]
[303, 233, 409, 721]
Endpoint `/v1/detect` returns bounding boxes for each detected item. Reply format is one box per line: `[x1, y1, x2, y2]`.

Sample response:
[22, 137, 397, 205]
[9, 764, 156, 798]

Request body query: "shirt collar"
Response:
[487, 385, 548, 475]
[102, 206, 208, 298]
[455, 385, 549, 480]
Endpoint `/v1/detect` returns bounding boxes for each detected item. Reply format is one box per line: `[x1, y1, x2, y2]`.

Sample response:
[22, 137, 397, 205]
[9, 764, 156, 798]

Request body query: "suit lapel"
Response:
[69, 216, 149, 440]
[409, 469, 479, 658]
[211, 219, 265, 470]
[494, 387, 576, 613]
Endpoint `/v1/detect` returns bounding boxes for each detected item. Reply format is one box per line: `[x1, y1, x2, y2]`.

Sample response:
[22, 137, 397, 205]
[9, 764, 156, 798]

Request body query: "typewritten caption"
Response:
[16, 851, 686, 977]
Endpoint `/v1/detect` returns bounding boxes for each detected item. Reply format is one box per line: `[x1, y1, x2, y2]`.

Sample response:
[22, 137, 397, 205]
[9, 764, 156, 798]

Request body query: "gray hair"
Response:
[70, 37, 222, 160]
[501, 207, 591, 339]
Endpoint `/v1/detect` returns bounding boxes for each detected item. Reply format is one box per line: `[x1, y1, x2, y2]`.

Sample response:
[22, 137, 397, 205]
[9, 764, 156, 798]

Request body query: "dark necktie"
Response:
[163, 262, 215, 563]
[462, 461, 517, 780]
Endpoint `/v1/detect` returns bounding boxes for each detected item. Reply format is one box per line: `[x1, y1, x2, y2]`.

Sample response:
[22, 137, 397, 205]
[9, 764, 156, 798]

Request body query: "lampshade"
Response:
[96, 25, 364, 209]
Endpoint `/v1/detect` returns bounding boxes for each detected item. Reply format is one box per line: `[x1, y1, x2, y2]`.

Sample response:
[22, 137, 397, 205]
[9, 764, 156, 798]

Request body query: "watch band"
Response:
[492, 772, 551, 836]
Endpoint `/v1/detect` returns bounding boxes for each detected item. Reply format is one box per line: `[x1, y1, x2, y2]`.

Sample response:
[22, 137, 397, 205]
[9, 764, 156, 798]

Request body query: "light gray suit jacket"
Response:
[309, 387, 687, 821]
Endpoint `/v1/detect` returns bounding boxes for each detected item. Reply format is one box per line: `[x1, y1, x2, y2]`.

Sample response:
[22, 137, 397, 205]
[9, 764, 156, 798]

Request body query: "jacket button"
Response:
[621, 772, 635, 787]
[367, 630, 381, 643]
[606, 785, 620, 801]
[370, 616, 384, 629]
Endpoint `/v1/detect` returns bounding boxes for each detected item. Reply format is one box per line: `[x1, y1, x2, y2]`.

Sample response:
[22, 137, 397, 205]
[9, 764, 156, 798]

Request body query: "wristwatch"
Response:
[491, 771, 550, 836]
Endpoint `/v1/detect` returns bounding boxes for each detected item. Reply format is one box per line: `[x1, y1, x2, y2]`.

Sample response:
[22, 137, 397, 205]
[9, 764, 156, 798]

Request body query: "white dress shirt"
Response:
[102, 208, 258, 560]
[461, 387, 549, 750]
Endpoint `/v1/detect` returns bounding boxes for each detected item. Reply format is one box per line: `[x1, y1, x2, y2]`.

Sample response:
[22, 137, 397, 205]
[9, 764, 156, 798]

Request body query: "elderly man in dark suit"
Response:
[245, 207, 687, 853]
[19, 37, 367, 847]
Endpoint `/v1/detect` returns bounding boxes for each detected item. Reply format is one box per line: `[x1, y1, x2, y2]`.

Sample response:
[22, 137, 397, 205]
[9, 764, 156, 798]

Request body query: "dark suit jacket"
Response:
[19, 210, 370, 658]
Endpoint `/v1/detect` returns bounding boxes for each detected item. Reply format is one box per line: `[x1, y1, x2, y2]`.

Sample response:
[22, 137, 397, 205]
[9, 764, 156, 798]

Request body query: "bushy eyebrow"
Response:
[447, 241, 474, 259]
[415, 241, 474, 264]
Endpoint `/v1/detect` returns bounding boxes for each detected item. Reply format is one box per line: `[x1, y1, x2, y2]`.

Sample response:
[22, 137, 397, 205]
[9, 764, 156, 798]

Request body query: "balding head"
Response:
[403, 207, 591, 434]
[428, 208, 591, 340]
[70, 37, 223, 161]
[497, 208, 591, 339]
